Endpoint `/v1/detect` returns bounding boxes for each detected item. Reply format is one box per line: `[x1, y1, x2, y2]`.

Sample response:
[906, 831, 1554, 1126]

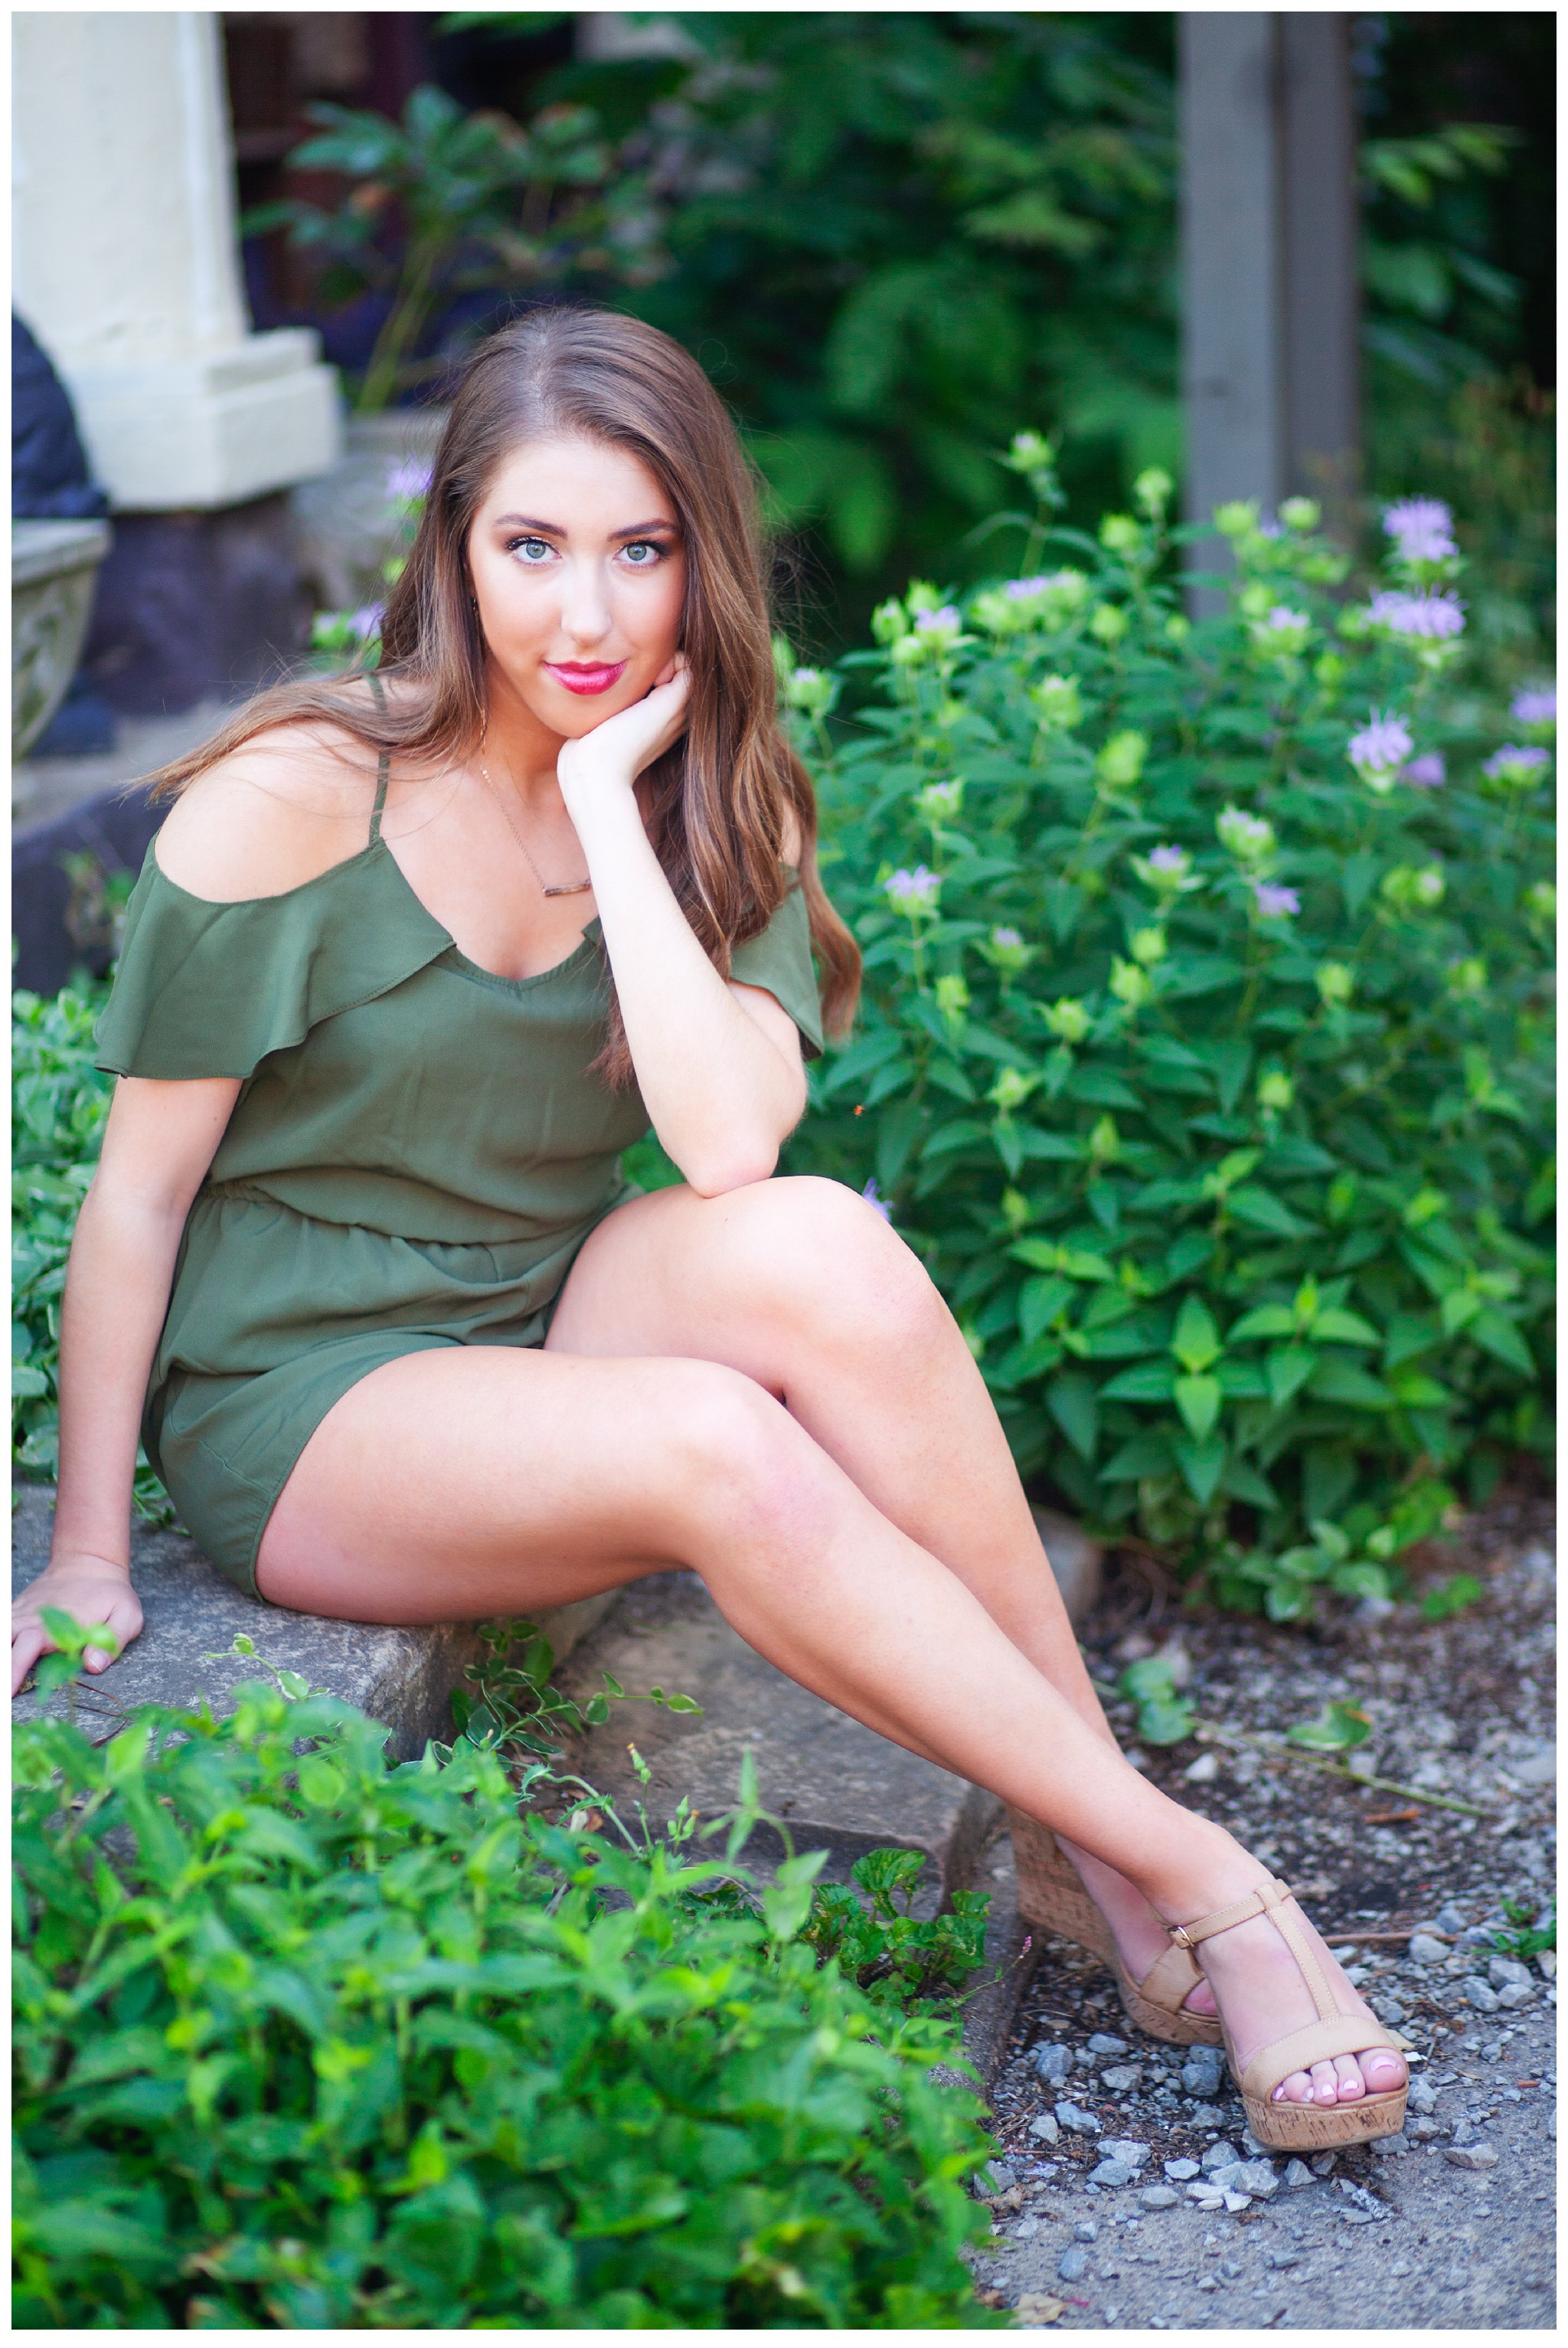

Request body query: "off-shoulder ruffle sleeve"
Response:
[728, 873, 825, 1058]
[94, 842, 453, 1081]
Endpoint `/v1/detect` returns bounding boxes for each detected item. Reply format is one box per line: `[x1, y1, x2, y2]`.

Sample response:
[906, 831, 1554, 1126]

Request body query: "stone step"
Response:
[9, 1483, 615, 1760]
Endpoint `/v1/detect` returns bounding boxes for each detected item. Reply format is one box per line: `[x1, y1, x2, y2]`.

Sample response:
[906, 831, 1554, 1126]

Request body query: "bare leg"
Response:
[261, 1195, 1404, 2107]
[550, 1176, 1203, 2004]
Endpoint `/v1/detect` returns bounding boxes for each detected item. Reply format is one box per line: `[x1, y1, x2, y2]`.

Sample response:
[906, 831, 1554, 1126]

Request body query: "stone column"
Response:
[11, 9, 340, 511]
[1179, 13, 1360, 540]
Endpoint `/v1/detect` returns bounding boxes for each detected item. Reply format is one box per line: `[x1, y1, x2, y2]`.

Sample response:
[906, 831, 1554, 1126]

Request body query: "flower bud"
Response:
[989, 1064, 1038, 1115]
[1134, 466, 1174, 519]
[1315, 961, 1354, 1007]
[1257, 1069, 1294, 1112]
[916, 777, 965, 825]
[1109, 957, 1153, 1009]
[1099, 512, 1142, 554]
[1447, 957, 1487, 998]
[1279, 496, 1321, 532]
[935, 972, 970, 1029]
[1129, 926, 1167, 966]
[1089, 602, 1129, 646]
[1030, 674, 1083, 730]
[871, 598, 909, 646]
[1214, 500, 1259, 540]
[1096, 730, 1147, 790]
[1042, 996, 1091, 1045]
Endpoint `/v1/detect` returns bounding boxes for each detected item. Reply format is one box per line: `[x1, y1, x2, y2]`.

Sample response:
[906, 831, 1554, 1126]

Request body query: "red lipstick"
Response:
[545, 660, 627, 696]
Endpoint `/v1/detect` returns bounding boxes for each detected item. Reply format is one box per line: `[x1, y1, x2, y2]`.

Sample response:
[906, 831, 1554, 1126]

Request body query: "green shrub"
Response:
[12, 1676, 1000, 2330]
[12, 981, 112, 1487]
[785, 457, 1553, 1616]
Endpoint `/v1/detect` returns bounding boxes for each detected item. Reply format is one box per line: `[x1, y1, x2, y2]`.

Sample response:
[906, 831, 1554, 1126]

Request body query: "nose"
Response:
[558, 554, 614, 649]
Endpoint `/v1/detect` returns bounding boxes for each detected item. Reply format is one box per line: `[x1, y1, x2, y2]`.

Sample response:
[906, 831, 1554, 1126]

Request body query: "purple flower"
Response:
[1348, 711, 1413, 783]
[1256, 514, 1285, 540]
[884, 865, 940, 912]
[387, 457, 433, 502]
[1253, 882, 1300, 919]
[348, 603, 385, 641]
[1383, 497, 1456, 561]
[913, 604, 962, 633]
[1511, 687, 1557, 727]
[1402, 752, 1446, 789]
[1147, 845, 1187, 875]
[1368, 590, 1466, 642]
[1005, 575, 1052, 600]
[1482, 744, 1552, 786]
[861, 1179, 893, 1222]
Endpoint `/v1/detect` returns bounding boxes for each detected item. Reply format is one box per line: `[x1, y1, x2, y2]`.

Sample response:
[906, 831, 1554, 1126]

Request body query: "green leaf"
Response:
[1227, 1303, 1298, 1342]
[1306, 1358, 1395, 1409]
[1310, 1306, 1380, 1346]
[1097, 1360, 1177, 1401]
[1287, 1700, 1373, 1751]
[1046, 1372, 1099, 1461]
[1173, 1372, 1222, 1441]
[1019, 1275, 1074, 1343]
[1265, 1345, 1317, 1408]
[1137, 1696, 1196, 1746]
[1227, 1186, 1317, 1238]
[1419, 1573, 1485, 1624]
[1119, 1656, 1177, 1703]
[1172, 1431, 1227, 1503]
[1219, 1456, 1279, 1508]
[1099, 1431, 1177, 1482]
[1170, 1295, 1222, 1372]
[1468, 1308, 1535, 1377]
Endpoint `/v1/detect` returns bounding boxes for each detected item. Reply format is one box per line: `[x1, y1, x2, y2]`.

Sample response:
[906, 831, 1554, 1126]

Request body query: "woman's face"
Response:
[468, 433, 687, 740]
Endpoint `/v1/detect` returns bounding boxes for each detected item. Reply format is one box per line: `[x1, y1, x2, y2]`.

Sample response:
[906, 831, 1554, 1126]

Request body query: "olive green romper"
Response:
[93, 764, 823, 1599]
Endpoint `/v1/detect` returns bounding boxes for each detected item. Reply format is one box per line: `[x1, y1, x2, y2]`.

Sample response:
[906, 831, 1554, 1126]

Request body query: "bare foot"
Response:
[1171, 1868, 1406, 2105]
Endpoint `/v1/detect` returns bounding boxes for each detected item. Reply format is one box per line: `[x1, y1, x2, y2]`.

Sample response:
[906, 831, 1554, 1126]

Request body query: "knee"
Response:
[656, 1359, 817, 1542]
[743, 1176, 953, 1358]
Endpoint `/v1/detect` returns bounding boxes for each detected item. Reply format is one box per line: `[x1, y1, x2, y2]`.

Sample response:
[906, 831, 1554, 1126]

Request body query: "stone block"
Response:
[1031, 1505, 1102, 1625]
[553, 1568, 1001, 1894]
[11, 1483, 613, 1762]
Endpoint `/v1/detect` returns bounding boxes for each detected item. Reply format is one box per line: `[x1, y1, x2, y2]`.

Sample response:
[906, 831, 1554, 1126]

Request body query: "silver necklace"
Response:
[475, 743, 592, 898]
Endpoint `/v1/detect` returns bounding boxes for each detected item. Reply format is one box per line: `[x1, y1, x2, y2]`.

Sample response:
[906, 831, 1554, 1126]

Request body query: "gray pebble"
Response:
[1282, 2158, 1315, 2190]
[1498, 1982, 1535, 2008]
[1445, 2144, 1500, 2170]
[1031, 2042, 1073, 2086]
[1027, 2113, 1060, 2145]
[1436, 1902, 1467, 1934]
[1409, 1931, 1448, 1965]
[1489, 1955, 1534, 1991]
[1141, 2185, 1181, 2209]
[1463, 1925, 1498, 1947]
[1073, 2219, 1099, 2242]
[1164, 2157, 1201, 2180]
[1101, 2062, 1144, 2092]
[1465, 1977, 1501, 2012]
[1268, 2249, 1301, 2269]
[1055, 2101, 1102, 2136]
[1200, 2140, 1244, 2174]
[1182, 2046, 1225, 2098]
[1374, 1996, 1406, 2026]
[1102, 2138, 1151, 2168]
[1057, 2244, 1089, 2281]
[1406, 2076, 1439, 2114]
[981, 2160, 1018, 2193]
[1089, 2160, 1137, 2189]
[1087, 2032, 1130, 2055]
[1210, 2158, 1281, 2199]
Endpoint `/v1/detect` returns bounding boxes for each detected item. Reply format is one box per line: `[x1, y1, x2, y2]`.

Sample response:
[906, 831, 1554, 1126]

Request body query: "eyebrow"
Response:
[491, 513, 680, 539]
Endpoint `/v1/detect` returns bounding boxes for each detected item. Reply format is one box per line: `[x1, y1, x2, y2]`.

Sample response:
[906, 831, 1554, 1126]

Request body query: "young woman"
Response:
[13, 310, 1406, 2149]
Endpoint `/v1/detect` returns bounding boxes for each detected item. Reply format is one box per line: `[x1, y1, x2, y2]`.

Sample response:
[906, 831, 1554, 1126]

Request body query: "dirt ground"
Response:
[971, 1488, 1557, 2330]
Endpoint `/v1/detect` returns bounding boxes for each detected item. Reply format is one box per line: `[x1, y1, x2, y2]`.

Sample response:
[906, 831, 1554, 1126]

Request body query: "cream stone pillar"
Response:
[11, 10, 341, 510]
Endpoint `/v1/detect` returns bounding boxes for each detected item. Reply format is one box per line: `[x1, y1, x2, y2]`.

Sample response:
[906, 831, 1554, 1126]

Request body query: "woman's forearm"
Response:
[567, 780, 807, 1193]
[51, 1179, 188, 1572]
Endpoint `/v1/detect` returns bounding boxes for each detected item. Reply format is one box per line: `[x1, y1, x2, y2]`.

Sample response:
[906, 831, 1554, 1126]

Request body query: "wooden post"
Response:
[1181, 13, 1361, 564]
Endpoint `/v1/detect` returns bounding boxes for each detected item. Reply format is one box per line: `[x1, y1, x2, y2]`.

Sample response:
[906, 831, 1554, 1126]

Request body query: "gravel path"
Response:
[969, 1494, 1556, 2330]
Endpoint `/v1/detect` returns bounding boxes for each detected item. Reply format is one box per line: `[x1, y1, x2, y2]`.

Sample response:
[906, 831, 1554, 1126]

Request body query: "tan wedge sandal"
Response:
[1007, 1808, 1223, 2047]
[1166, 1875, 1410, 2150]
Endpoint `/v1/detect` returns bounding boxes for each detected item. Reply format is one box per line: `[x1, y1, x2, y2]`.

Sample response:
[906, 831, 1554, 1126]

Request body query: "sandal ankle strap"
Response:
[1170, 1875, 1341, 2023]
[1168, 1875, 1293, 1950]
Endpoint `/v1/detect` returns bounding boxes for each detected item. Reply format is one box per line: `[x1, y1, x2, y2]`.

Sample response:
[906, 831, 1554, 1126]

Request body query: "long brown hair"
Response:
[149, 307, 860, 1083]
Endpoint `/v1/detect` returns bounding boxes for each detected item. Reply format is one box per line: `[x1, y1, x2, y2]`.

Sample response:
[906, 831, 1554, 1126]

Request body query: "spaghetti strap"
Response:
[364, 666, 390, 844]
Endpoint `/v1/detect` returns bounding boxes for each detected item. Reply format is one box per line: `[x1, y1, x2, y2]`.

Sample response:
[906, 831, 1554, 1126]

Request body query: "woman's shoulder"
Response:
[153, 684, 404, 904]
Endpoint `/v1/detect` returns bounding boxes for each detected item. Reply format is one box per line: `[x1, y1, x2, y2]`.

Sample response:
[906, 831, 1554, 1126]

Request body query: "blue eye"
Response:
[622, 541, 662, 566]
[512, 538, 553, 563]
